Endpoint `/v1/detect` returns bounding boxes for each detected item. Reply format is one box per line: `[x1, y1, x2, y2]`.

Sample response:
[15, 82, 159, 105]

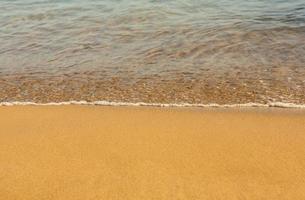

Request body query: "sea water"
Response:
[1, 0, 305, 106]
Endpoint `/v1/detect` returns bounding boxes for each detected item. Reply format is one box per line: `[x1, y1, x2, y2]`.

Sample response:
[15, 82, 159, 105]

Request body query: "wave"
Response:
[1, 101, 305, 109]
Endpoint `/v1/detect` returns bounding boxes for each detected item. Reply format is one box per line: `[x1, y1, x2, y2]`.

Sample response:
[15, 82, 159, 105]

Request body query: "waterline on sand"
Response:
[1, 100, 305, 109]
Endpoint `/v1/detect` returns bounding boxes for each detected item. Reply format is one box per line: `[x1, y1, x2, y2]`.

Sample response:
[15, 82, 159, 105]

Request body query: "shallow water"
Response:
[1, 0, 305, 104]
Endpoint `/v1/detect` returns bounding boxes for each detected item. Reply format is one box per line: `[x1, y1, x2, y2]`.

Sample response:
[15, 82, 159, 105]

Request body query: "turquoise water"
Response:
[0, 0, 305, 104]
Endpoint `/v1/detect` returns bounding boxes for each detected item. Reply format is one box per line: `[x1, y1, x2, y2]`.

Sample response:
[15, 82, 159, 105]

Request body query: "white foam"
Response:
[0, 101, 305, 108]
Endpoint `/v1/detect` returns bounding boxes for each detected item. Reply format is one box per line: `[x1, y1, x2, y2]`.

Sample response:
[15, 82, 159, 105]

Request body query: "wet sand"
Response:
[0, 106, 305, 199]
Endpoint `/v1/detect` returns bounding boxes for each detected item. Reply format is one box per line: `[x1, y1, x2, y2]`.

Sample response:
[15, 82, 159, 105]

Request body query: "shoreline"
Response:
[1, 106, 305, 199]
[1, 100, 305, 109]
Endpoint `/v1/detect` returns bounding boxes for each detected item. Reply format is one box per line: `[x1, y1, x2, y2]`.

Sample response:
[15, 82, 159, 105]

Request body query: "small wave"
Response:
[1, 101, 305, 109]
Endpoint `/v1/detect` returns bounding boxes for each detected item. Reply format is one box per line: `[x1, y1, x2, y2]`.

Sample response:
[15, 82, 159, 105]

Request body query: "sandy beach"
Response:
[1, 106, 305, 199]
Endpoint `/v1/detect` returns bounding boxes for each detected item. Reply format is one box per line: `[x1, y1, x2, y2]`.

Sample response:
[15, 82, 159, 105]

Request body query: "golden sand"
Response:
[0, 106, 305, 200]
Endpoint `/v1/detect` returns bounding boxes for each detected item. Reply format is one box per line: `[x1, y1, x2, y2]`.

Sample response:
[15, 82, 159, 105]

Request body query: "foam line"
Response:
[1, 101, 305, 108]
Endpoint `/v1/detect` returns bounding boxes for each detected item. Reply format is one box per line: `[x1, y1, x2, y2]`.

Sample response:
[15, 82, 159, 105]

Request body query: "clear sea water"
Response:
[1, 0, 305, 105]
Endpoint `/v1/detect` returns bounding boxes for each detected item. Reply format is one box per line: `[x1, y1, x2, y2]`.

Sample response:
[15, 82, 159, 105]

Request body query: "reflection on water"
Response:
[0, 0, 305, 104]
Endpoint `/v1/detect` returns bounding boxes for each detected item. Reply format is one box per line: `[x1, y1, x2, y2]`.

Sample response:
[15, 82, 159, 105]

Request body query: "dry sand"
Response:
[0, 106, 305, 200]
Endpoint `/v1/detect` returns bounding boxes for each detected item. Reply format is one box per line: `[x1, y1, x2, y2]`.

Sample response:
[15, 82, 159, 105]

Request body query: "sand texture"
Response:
[0, 106, 305, 200]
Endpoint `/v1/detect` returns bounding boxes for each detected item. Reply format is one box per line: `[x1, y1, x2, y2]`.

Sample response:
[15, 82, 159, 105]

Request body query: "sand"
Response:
[0, 106, 305, 200]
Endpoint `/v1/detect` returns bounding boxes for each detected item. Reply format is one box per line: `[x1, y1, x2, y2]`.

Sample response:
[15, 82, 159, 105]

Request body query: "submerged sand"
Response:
[0, 106, 305, 199]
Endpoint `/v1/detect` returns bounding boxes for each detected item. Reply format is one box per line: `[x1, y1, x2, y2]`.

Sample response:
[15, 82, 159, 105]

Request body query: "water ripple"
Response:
[0, 0, 305, 104]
